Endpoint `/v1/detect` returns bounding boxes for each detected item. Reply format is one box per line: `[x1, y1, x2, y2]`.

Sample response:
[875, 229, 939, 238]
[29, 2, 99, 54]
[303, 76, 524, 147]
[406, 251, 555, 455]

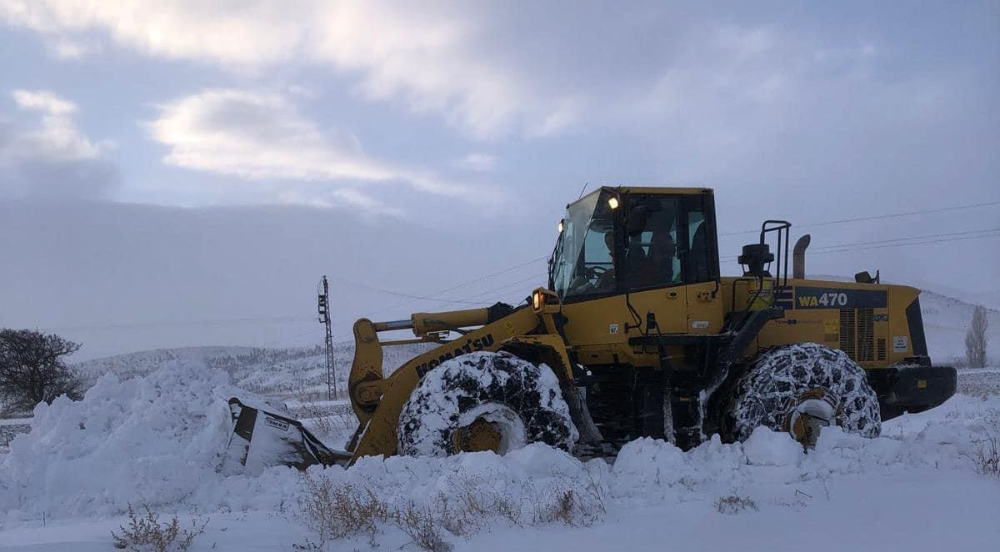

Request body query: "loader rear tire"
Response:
[398, 351, 578, 457]
[726, 343, 881, 445]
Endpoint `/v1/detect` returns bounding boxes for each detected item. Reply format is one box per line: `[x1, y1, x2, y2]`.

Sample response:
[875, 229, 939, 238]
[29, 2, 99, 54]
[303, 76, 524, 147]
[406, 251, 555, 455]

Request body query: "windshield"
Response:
[550, 190, 617, 299]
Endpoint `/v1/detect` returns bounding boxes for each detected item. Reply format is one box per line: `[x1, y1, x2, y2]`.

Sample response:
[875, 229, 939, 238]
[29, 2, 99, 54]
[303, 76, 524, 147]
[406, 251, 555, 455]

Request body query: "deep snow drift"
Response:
[2, 362, 998, 533]
[0, 361, 304, 522]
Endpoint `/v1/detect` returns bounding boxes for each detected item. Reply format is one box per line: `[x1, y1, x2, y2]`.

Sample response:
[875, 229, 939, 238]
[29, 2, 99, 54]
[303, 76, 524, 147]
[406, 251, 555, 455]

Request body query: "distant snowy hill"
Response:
[72, 341, 433, 399]
[70, 284, 996, 397]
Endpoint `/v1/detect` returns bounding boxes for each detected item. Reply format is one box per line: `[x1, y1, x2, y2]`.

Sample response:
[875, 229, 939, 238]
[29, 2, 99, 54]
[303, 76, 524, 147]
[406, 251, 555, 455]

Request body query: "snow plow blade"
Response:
[221, 398, 351, 475]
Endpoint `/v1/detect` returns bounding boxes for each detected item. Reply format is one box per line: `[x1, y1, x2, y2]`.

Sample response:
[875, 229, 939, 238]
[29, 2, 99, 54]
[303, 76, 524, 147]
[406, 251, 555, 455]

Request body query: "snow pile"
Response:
[2, 358, 997, 534]
[0, 361, 301, 522]
[311, 393, 1000, 518]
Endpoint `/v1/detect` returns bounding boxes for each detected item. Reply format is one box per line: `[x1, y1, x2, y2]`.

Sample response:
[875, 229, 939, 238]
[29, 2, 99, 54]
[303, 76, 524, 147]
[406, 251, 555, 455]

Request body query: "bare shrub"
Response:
[111, 504, 208, 552]
[965, 305, 989, 368]
[453, 475, 523, 528]
[296, 470, 608, 549]
[715, 494, 759, 515]
[973, 434, 1000, 477]
[972, 410, 1000, 478]
[532, 480, 606, 527]
[297, 474, 388, 545]
[395, 502, 454, 552]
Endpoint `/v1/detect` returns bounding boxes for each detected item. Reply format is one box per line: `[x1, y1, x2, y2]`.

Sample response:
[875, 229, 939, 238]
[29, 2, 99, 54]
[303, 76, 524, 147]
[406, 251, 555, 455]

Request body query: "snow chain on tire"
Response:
[398, 351, 578, 457]
[727, 342, 881, 442]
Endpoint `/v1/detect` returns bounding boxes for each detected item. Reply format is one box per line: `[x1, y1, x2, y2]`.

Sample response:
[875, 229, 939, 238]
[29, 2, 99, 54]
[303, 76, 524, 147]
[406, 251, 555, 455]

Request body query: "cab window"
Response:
[687, 209, 711, 283]
[623, 197, 682, 289]
[550, 190, 617, 299]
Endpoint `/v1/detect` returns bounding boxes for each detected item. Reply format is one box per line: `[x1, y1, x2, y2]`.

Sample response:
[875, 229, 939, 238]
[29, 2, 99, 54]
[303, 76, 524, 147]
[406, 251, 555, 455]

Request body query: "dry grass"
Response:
[295, 470, 609, 550]
[297, 474, 389, 546]
[528, 479, 607, 527]
[971, 409, 1000, 478]
[111, 504, 208, 552]
[973, 434, 1000, 477]
[396, 503, 454, 552]
[714, 494, 759, 515]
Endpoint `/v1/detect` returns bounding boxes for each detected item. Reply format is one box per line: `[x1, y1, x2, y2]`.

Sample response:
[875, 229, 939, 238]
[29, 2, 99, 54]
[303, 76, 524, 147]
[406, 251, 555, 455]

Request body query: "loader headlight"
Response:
[557, 220, 564, 233]
[607, 196, 620, 210]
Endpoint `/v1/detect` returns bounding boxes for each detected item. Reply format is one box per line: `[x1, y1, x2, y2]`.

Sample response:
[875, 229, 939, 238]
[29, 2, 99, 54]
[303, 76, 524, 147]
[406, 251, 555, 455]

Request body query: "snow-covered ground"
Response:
[1, 362, 998, 551]
[2, 285, 997, 551]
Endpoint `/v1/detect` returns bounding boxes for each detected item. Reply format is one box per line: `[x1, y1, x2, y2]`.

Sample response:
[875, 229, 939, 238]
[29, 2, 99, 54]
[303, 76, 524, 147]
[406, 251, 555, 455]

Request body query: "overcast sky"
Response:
[1, 1, 997, 360]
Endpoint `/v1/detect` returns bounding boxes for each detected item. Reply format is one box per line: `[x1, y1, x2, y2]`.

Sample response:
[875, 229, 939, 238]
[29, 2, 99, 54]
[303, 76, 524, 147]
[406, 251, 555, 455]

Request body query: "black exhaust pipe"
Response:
[793, 234, 811, 279]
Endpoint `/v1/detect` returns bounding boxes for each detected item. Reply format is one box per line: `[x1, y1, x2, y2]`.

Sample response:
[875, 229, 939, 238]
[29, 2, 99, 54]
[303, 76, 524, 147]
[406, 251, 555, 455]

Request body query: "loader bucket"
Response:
[220, 397, 351, 476]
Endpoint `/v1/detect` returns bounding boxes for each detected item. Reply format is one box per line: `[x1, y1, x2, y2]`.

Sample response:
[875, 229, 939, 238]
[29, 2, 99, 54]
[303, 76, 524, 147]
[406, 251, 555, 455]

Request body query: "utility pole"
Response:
[317, 276, 336, 400]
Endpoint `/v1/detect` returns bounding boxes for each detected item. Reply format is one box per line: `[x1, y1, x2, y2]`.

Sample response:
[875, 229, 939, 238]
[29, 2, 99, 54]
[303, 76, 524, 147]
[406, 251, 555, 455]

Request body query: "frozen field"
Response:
[1, 363, 998, 552]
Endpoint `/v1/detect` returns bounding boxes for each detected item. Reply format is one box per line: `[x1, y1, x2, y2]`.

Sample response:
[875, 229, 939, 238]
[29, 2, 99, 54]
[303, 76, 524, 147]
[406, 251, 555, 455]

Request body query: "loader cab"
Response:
[549, 187, 720, 303]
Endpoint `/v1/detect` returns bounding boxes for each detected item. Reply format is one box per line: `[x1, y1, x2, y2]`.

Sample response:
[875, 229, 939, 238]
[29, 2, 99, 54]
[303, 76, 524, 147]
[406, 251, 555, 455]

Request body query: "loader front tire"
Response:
[726, 343, 881, 446]
[398, 351, 578, 457]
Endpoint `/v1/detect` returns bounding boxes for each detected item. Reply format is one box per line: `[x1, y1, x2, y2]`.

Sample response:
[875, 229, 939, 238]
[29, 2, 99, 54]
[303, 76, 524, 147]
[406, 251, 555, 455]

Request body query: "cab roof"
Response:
[568, 186, 714, 208]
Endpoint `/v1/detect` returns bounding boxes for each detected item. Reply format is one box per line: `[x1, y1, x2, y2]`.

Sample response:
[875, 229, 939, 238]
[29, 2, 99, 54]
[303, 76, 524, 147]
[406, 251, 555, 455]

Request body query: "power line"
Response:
[328, 255, 549, 320]
[809, 227, 1000, 252]
[434, 256, 549, 295]
[719, 199, 1000, 237]
[457, 273, 548, 302]
[812, 231, 1000, 256]
[325, 274, 486, 306]
[722, 228, 1000, 261]
[326, 270, 550, 337]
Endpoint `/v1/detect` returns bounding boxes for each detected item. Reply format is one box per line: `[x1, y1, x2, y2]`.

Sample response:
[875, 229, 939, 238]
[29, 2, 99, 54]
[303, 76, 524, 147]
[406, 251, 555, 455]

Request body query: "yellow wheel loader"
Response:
[224, 187, 957, 471]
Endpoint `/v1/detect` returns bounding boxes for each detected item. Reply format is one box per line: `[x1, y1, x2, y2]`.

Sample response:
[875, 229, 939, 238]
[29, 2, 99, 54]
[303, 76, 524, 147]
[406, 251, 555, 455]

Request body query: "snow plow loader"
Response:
[225, 186, 957, 471]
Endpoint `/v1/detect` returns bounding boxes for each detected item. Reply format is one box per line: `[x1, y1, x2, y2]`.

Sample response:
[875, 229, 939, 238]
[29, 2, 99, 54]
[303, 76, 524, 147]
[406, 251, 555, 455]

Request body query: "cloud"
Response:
[452, 153, 496, 173]
[12, 89, 76, 115]
[331, 188, 404, 217]
[48, 37, 100, 59]
[273, 187, 403, 218]
[0, 89, 119, 198]
[146, 88, 492, 211]
[600, 24, 969, 179]
[0, 0, 576, 139]
[9, 89, 105, 161]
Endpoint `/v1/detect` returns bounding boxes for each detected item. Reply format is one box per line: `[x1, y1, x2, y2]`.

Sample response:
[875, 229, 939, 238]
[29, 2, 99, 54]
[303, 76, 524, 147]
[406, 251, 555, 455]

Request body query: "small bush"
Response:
[111, 504, 207, 552]
[396, 503, 454, 552]
[972, 411, 1000, 478]
[297, 475, 389, 544]
[531, 480, 606, 527]
[715, 494, 759, 515]
[973, 435, 1000, 477]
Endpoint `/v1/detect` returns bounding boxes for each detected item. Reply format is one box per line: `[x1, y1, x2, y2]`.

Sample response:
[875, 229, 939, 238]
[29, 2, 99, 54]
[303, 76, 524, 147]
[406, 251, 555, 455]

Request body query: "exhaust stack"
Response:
[793, 234, 811, 279]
